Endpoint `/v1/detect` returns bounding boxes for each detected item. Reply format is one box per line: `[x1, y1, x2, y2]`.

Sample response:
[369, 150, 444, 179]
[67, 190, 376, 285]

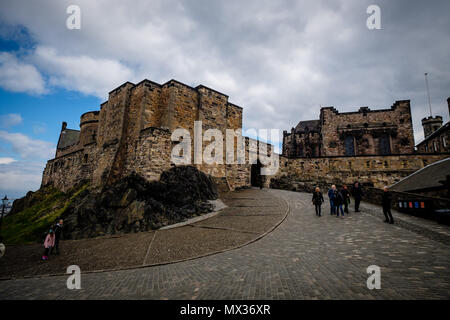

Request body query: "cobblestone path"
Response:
[0, 189, 449, 299]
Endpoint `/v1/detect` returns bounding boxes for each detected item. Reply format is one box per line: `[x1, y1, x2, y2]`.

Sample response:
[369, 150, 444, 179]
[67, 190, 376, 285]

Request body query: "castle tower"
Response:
[422, 116, 443, 138]
[79, 111, 99, 146]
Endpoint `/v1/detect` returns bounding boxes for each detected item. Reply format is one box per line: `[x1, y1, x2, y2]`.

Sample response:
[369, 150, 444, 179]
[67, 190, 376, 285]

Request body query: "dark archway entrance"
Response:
[251, 160, 262, 187]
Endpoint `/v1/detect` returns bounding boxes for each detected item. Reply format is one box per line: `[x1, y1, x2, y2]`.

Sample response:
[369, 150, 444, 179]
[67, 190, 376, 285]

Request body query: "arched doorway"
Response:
[251, 160, 262, 187]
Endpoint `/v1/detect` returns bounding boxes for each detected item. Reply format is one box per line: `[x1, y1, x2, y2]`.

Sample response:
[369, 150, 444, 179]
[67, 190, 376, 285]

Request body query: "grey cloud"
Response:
[0, 0, 449, 144]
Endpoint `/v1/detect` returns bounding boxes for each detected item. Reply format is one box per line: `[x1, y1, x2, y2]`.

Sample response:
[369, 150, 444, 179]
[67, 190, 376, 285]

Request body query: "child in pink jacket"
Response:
[42, 229, 55, 261]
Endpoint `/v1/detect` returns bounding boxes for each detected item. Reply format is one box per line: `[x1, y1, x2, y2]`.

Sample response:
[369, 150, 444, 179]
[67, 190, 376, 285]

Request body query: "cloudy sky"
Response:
[0, 0, 449, 199]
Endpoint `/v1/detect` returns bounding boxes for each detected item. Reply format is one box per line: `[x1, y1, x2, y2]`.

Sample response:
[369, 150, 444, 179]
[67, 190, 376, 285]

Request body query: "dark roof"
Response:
[295, 120, 320, 132]
[57, 129, 80, 149]
[416, 121, 450, 147]
[390, 157, 450, 192]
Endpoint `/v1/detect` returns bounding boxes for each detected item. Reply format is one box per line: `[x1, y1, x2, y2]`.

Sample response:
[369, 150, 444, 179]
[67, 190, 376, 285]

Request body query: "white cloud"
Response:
[0, 160, 44, 197]
[0, 130, 55, 160]
[0, 113, 23, 128]
[32, 46, 137, 99]
[0, 52, 46, 95]
[0, 157, 16, 165]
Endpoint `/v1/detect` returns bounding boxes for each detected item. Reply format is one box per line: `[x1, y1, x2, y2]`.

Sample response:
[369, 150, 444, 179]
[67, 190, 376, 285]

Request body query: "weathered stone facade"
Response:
[272, 153, 450, 191]
[42, 79, 267, 192]
[283, 101, 415, 157]
[42, 79, 449, 196]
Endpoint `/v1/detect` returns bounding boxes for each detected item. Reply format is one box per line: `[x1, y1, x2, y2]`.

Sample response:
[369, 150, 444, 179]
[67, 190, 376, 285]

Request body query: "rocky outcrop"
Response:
[61, 166, 218, 239]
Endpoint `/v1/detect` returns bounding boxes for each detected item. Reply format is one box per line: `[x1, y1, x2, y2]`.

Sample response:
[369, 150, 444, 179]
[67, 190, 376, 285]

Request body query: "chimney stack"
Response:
[61, 121, 67, 132]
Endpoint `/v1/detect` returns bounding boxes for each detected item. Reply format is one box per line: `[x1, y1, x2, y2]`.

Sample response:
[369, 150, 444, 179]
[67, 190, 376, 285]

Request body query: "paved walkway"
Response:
[0, 189, 287, 278]
[0, 189, 449, 299]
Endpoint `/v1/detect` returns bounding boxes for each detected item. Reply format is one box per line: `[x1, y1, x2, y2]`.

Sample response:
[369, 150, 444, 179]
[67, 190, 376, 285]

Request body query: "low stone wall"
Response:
[361, 187, 450, 224]
[273, 153, 449, 188]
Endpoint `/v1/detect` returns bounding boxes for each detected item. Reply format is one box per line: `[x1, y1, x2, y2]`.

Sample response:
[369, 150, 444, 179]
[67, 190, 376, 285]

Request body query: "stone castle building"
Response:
[42, 78, 449, 194]
[282, 101, 415, 158]
[42, 79, 272, 192]
[277, 98, 450, 189]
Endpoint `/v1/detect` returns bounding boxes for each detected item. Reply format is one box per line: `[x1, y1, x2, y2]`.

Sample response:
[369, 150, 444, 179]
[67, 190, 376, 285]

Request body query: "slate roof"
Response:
[390, 157, 450, 192]
[57, 129, 80, 149]
[294, 120, 320, 132]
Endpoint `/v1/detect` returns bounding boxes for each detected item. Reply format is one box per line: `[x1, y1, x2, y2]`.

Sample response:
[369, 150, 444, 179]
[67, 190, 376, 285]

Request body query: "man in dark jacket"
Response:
[53, 219, 63, 254]
[334, 189, 345, 217]
[352, 182, 363, 212]
[382, 187, 394, 224]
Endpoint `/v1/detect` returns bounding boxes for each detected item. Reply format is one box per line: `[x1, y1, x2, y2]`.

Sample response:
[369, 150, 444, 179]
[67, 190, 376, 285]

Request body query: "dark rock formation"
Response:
[60, 166, 218, 239]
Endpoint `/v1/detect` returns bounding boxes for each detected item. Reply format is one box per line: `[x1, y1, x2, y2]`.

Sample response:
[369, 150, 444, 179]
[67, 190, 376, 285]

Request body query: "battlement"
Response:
[320, 100, 410, 116]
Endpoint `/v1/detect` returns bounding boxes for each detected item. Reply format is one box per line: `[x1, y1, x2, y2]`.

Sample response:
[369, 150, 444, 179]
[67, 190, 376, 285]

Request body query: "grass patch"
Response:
[1, 183, 89, 245]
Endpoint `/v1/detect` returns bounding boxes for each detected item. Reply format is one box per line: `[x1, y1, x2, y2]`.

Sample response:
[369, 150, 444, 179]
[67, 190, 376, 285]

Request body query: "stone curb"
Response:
[0, 190, 290, 282]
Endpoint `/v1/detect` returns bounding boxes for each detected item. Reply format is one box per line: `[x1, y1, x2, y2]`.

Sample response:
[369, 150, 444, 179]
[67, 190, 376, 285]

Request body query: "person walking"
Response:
[382, 186, 394, 224]
[328, 185, 337, 215]
[341, 185, 351, 214]
[312, 187, 325, 217]
[334, 188, 345, 218]
[53, 219, 63, 255]
[42, 229, 55, 261]
[352, 182, 363, 212]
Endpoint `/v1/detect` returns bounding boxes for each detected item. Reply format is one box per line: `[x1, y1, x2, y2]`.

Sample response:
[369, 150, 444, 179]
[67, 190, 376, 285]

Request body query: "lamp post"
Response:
[0, 195, 8, 232]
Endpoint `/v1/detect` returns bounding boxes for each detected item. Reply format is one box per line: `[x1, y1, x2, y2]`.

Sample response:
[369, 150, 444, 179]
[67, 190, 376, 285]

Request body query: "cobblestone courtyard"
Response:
[0, 189, 449, 299]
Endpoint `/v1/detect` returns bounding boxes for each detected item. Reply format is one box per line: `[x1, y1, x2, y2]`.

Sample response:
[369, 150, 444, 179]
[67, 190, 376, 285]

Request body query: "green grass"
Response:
[1, 183, 90, 245]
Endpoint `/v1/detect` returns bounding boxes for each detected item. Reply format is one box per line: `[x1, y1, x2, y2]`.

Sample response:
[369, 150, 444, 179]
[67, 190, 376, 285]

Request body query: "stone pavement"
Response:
[0, 189, 449, 299]
[0, 188, 287, 278]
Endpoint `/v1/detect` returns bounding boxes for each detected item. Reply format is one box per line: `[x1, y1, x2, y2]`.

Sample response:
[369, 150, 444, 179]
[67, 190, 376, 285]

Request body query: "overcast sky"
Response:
[0, 0, 449, 198]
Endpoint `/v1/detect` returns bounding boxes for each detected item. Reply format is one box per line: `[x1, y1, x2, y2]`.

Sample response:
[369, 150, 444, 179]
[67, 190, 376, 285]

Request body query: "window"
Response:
[379, 135, 391, 155]
[344, 136, 355, 156]
[433, 141, 437, 152]
[443, 137, 446, 148]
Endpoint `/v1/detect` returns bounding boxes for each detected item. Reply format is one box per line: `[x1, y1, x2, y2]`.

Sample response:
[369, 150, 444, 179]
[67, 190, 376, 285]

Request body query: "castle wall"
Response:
[42, 142, 98, 191]
[283, 101, 415, 158]
[92, 82, 134, 186]
[272, 153, 449, 189]
[42, 79, 248, 192]
[320, 101, 414, 156]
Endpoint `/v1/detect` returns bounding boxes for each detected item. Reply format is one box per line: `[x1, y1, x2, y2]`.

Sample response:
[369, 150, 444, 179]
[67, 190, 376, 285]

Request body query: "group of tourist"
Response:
[41, 219, 63, 261]
[311, 182, 394, 223]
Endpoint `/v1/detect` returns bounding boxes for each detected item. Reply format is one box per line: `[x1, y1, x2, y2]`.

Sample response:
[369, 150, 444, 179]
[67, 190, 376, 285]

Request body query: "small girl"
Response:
[42, 229, 55, 261]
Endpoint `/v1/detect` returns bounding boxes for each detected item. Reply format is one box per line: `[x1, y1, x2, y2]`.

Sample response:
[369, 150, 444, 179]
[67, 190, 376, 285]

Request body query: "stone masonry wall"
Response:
[271, 153, 450, 190]
[320, 101, 414, 156]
